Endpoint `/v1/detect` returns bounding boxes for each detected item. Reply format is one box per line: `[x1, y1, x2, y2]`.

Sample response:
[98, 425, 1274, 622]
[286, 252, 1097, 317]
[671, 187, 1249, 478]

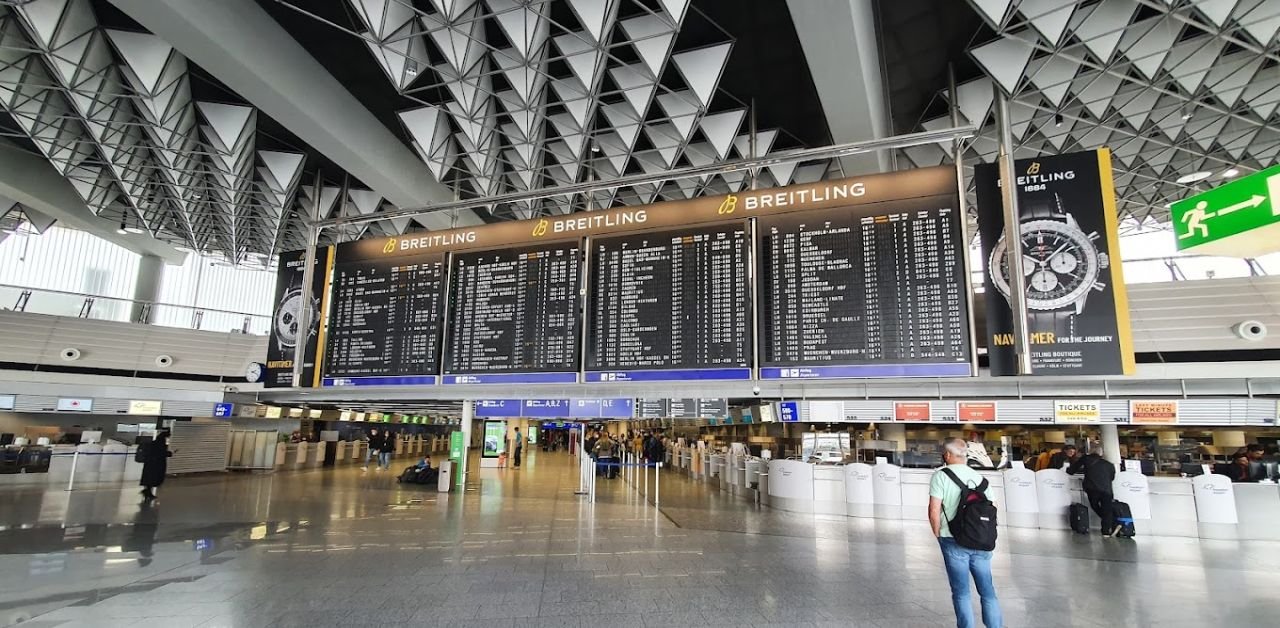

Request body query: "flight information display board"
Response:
[443, 242, 581, 384]
[586, 223, 752, 381]
[322, 250, 446, 386]
[758, 194, 973, 378]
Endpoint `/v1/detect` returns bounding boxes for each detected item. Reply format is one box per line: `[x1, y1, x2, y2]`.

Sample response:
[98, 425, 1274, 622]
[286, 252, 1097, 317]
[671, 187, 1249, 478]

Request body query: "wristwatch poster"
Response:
[974, 149, 1135, 376]
[265, 247, 334, 387]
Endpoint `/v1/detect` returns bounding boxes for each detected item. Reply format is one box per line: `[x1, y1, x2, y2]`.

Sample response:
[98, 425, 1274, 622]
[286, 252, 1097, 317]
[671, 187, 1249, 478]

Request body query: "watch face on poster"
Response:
[274, 287, 317, 350]
[988, 195, 1109, 314]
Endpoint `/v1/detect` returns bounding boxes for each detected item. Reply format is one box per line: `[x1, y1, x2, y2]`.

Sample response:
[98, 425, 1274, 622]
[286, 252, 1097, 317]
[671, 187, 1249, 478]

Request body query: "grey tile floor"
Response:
[1, 450, 1277, 627]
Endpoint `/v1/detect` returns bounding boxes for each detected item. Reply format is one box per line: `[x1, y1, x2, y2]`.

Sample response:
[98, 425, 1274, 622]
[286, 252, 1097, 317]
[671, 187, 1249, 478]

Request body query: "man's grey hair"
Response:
[943, 438, 968, 458]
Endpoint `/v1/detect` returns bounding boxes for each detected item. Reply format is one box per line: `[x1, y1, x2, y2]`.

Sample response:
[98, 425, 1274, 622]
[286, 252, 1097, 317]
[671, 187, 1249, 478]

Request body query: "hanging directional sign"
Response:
[1170, 164, 1280, 257]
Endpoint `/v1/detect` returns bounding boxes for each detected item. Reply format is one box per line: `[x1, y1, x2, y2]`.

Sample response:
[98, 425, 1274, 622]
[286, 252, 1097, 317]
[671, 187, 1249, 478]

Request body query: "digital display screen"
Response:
[323, 250, 446, 381]
[587, 223, 751, 374]
[758, 195, 972, 378]
[444, 242, 581, 375]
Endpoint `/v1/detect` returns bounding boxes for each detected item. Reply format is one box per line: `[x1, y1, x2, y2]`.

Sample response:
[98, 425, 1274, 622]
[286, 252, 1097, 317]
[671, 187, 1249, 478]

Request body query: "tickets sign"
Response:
[1129, 400, 1179, 424]
[894, 402, 932, 422]
[1054, 400, 1100, 424]
[957, 401, 997, 422]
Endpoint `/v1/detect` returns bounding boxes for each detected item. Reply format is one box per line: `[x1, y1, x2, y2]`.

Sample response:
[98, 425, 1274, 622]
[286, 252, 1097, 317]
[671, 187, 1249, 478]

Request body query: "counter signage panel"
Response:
[696, 398, 729, 418]
[893, 402, 932, 422]
[444, 241, 581, 384]
[475, 399, 522, 417]
[636, 398, 727, 418]
[759, 191, 972, 379]
[637, 399, 668, 419]
[521, 399, 570, 418]
[586, 223, 752, 382]
[779, 400, 800, 422]
[213, 403, 234, 418]
[957, 401, 997, 422]
[322, 247, 446, 387]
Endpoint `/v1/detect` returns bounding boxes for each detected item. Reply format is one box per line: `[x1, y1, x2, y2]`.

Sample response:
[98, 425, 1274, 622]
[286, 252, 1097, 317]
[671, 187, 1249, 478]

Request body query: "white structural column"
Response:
[131, 255, 165, 322]
[1100, 424, 1122, 466]
[108, 0, 482, 230]
[460, 401, 475, 486]
[0, 140, 185, 263]
[785, 0, 892, 176]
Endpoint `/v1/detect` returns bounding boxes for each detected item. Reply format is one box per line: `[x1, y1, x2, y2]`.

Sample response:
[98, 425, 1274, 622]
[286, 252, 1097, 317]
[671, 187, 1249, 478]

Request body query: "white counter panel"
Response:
[899, 468, 931, 521]
[767, 460, 814, 514]
[873, 463, 903, 520]
[813, 466, 847, 516]
[1192, 474, 1239, 539]
[845, 463, 875, 518]
[1148, 478, 1199, 538]
[1003, 468, 1039, 528]
[1235, 483, 1280, 541]
[1035, 469, 1071, 530]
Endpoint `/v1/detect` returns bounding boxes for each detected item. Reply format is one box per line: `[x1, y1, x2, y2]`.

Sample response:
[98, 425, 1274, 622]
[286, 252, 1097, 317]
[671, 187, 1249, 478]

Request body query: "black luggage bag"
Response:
[1069, 503, 1091, 534]
[1112, 500, 1136, 537]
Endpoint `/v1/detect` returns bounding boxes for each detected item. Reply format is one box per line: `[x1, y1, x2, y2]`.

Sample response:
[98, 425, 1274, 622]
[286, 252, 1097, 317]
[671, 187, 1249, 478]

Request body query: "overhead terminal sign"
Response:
[1171, 164, 1280, 257]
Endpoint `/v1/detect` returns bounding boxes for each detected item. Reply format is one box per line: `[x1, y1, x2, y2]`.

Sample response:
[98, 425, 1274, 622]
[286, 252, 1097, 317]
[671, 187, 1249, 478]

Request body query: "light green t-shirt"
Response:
[929, 464, 985, 538]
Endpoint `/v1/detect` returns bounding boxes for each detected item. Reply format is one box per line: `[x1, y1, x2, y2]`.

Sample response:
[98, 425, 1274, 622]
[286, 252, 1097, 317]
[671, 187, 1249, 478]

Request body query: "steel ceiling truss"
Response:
[902, 0, 1280, 230]
[272, 0, 832, 236]
[0, 0, 308, 264]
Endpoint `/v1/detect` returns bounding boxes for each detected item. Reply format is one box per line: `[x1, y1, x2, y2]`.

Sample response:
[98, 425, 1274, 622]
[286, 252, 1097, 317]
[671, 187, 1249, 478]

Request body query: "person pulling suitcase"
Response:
[1068, 447, 1119, 536]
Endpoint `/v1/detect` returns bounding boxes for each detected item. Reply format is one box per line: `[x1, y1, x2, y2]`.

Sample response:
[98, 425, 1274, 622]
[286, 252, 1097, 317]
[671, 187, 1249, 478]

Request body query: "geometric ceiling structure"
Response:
[317, 0, 823, 223]
[900, 0, 1280, 232]
[0, 0, 307, 264]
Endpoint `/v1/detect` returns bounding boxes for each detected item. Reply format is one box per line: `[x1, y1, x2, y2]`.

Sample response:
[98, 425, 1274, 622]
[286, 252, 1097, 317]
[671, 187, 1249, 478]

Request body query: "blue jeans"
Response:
[379, 451, 391, 469]
[939, 537, 1002, 628]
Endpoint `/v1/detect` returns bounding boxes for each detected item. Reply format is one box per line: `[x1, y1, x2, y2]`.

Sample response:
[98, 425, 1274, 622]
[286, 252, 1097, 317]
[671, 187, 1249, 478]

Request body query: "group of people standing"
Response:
[361, 427, 397, 472]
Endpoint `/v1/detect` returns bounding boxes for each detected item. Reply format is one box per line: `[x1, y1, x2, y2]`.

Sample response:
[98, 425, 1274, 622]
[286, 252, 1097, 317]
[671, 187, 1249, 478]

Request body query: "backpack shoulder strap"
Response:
[941, 467, 969, 491]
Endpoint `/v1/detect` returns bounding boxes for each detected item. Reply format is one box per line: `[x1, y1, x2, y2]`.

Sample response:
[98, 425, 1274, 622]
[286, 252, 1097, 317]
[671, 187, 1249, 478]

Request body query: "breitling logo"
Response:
[717, 194, 738, 215]
[532, 219, 549, 237]
[382, 238, 396, 254]
[1026, 162, 1041, 175]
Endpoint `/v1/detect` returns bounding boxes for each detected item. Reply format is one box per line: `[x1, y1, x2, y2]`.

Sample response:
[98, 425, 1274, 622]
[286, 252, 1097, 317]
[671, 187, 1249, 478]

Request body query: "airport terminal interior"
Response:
[2, 1, 1280, 627]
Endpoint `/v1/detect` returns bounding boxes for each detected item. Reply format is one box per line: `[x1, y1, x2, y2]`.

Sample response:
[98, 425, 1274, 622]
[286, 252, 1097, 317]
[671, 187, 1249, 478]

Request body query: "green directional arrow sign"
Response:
[1170, 164, 1280, 257]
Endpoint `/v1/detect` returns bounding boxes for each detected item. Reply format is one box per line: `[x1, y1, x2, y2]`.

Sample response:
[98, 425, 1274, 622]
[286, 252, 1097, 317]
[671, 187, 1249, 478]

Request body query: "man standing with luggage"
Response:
[1068, 445, 1118, 536]
[929, 438, 1003, 628]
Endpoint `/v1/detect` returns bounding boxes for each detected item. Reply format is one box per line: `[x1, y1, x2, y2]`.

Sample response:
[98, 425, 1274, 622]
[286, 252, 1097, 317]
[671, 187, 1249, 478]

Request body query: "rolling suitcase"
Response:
[1112, 500, 1136, 537]
[1069, 503, 1091, 534]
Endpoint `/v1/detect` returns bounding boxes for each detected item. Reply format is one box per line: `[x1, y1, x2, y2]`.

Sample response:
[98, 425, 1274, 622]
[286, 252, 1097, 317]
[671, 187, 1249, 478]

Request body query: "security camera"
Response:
[1232, 320, 1268, 341]
[751, 385, 761, 396]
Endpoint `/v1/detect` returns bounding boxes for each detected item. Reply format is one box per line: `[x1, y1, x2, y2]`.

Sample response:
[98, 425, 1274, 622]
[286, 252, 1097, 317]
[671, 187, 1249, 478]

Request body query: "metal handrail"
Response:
[0, 282, 269, 320]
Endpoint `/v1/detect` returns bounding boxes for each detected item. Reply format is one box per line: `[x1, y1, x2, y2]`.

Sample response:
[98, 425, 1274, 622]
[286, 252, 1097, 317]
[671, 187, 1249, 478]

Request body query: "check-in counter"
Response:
[1192, 474, 1238, 540]
[1235, 482, 1280, 541]
[305, 442, 324, 468]
[1148, 477, 1199, 537]
[899, 468, 931, 521]
[813, 465, 846, 515]
[767, 459, 815, 513]
[335, 441, 348, 464]
[845, 463, 875, 517]
[99, 442, 128, 481]
[744, 459, 762, 490]
[873, 463, 903, 520]
[1003, 467, 1039, 528]
[1036, 469, 1072, 530]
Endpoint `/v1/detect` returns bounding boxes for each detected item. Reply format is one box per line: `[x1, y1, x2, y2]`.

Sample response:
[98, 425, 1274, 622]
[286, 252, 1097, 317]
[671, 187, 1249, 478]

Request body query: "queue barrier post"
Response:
[656, 462, 662, 506]
[65, 451, 79, 492]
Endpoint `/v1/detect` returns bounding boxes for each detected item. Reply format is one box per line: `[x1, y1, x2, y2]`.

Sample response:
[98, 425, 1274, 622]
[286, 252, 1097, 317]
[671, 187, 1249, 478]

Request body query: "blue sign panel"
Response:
[584, 367, 751, 382]
[779, 401, 800, 423]
[569, 399, 602, 418]
[759, 363, 972, 380]
[521, 399, 570, 418]
[213, 403, 234, 418]
[443, 372, 578, 385]
[323, 375, 437, 387]
[740, 411, 753, 424]
[475, 399, 522, 417]
[598, 398, 635, 418]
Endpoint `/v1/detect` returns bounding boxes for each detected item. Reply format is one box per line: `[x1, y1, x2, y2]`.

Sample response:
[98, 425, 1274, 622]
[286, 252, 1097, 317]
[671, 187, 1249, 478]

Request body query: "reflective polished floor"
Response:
[2, 450, 1277, 628]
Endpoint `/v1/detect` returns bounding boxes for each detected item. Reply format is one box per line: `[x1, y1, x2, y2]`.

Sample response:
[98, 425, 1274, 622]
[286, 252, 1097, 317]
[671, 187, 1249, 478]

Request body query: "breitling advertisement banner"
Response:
[975, 149, 1135, 376]
[265, 247, 334, 388]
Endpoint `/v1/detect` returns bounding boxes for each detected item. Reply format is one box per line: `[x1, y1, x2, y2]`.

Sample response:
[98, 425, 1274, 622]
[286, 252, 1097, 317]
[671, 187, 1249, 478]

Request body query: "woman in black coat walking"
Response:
[139, 431, 173, 501]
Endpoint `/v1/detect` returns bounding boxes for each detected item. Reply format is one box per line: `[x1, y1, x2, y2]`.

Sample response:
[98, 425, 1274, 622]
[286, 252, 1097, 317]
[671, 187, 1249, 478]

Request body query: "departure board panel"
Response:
[758, 194, 973, 378]
[443, 242, 581, 383]
[322, 251, 446, 386]
[586, 223, 752, 381]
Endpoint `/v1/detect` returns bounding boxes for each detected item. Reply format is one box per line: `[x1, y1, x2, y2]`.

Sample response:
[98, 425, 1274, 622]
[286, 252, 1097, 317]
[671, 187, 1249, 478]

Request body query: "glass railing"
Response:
[0, 283, 271, 335]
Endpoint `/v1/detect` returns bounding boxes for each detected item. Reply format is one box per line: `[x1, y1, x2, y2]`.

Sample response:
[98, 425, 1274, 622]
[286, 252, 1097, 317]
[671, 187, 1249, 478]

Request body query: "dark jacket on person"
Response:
[373, 432, 395, 453]
[139, 438, 172, 488]
[1222, 461, 1263, 483]
[1068, 453, 1115, 494]
[1048, 451, 1075, 470]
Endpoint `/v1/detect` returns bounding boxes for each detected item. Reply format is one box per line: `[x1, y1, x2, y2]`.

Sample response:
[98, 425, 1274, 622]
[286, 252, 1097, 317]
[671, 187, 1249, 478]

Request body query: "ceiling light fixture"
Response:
[1180, 104, 1194, 120]
[1175, 171, 1213, 184]
[1222, 168, 1240, 179]
[590, 142, 601, 153]
[116, 218, 128, 235]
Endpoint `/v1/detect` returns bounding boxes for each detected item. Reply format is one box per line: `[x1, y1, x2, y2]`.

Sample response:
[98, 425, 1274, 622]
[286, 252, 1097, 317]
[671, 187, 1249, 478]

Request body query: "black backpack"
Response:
[942, 468, 998, 551]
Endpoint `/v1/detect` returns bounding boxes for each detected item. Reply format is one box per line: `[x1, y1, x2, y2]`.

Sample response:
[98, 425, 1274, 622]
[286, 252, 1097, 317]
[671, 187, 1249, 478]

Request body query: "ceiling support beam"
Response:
[0, 140, 186, 264]
[785, 0, 892, 176]
[108, 0, 482, 231]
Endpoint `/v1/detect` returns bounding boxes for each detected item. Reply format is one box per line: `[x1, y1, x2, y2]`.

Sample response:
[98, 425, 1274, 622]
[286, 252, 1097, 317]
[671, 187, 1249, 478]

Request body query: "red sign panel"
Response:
[957, 401, 997, 422]
[894, 402, 932, 422]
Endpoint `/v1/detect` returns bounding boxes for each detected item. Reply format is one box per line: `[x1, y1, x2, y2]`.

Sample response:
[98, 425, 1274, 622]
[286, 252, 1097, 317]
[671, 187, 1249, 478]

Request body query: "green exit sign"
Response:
[1170, 164, 1280, 257]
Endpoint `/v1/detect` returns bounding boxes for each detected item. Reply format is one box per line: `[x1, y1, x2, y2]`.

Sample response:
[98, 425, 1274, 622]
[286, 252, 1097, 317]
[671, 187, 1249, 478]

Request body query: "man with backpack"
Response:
[929, 438, 1003, 628]
[1068, 446, 1118, 536]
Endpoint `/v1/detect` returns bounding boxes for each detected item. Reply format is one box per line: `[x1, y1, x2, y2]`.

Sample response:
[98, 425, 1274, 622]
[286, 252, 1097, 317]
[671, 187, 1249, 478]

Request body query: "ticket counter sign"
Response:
[1171, 164, 1280, 257]
[957, 401, 997, 422]
[1129, 400, 1179, 424]
[894, 402, 931, 422]
[1054, 400, 1100, 424]
[128, 400, 163, 415]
